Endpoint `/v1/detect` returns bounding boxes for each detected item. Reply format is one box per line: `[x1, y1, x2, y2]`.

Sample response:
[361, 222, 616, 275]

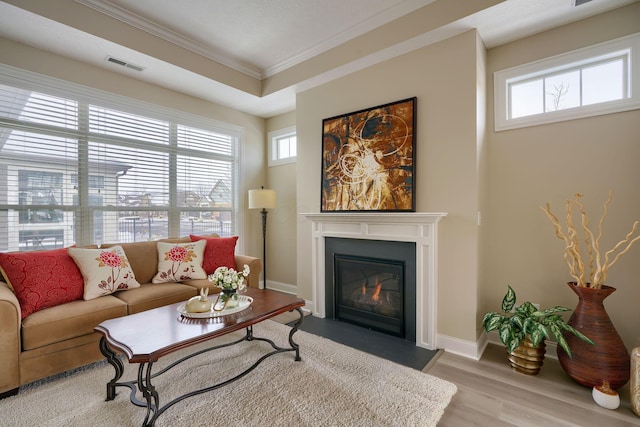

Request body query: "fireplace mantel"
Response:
[301, 212, 446, 350]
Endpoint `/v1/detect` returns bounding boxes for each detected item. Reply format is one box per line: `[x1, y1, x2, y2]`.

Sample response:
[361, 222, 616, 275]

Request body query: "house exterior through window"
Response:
[494, 32, 640, 131]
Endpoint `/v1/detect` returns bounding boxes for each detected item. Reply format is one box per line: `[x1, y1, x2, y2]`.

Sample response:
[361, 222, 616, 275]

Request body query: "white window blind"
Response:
[0, 66, 242, 251]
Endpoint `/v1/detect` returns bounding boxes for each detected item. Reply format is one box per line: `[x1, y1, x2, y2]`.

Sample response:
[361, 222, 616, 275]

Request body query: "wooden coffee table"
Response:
[94, 288, 305, 427]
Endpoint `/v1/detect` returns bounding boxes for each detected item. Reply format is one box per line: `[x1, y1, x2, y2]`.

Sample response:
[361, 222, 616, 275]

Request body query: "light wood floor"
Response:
[426, 344, 638, 426]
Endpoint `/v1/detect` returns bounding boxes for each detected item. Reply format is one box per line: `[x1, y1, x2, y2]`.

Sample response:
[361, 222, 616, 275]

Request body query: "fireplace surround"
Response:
[302, 212, 446, 350]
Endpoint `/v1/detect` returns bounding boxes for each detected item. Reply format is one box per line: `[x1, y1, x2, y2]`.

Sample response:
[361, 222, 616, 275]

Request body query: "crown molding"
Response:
[75, 0, 436, 80]
[262, 0, 437, 78]
[74, 0, 262, 79]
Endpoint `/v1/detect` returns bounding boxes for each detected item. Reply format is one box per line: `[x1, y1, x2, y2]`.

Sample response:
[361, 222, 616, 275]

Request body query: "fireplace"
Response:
[325, 238, 416, 340]
[302, 212, 446, 350]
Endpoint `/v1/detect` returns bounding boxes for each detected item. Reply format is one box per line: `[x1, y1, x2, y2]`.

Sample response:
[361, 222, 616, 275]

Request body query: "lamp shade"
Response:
[248, 188, 276, 209]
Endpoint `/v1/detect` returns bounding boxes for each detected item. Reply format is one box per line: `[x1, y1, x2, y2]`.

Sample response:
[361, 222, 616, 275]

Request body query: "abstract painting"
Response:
[321, 97, 416, 212]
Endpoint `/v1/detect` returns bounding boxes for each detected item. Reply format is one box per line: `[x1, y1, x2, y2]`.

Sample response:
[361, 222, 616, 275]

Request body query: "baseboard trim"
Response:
[263, 280, 314, 313]
[263, 280, 296, 294]
[437, 334, 483, 360]
[436, 332, 557, 361]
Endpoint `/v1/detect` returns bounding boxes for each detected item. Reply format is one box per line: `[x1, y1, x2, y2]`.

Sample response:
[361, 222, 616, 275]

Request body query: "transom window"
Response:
[495, 32, 640, 131]
[0, 65, 242, 252]
[268, 126, 296, 166]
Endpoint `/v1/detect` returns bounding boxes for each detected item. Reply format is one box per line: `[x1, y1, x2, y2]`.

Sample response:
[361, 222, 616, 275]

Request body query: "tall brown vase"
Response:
[557, 282, 630, 390]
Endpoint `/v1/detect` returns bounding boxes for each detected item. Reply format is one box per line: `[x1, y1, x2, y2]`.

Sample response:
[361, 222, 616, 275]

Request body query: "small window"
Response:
[268, 126, 296, 166]
[495, 32, 640, 131]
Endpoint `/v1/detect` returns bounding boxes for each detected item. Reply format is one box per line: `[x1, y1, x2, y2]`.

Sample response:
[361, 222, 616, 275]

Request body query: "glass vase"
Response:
[222, 289, 239, 308]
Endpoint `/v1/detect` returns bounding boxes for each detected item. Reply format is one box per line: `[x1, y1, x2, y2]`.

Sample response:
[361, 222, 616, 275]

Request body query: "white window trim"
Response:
[268, 126, 296, 167]
[494, 32, 640, 131]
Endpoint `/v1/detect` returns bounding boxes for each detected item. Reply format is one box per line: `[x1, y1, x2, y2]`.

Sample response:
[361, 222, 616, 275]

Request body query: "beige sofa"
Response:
[0, 235, 261, 398]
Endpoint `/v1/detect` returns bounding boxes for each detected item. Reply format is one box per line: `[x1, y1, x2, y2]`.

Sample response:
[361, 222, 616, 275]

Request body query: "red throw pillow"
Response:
[0, 248, 85, 319]
[189, 235, 238, 275]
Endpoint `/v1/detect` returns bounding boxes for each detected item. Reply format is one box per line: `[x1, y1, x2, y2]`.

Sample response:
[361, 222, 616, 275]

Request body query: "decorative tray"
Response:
[177, 295, 253, 319]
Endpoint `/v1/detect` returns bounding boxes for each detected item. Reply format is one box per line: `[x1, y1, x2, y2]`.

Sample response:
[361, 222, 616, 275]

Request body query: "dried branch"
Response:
[563, 242, 581, 284]
[601, 221, 640, 281]
[541, 191, 640, 289]
[574, 193, 595, 283]
[566, 196, 585, 285]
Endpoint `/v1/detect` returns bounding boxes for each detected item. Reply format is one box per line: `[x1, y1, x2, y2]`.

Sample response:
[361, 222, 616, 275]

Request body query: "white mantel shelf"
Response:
[301, 212, 447, 350]
[301, 212, 448, 221]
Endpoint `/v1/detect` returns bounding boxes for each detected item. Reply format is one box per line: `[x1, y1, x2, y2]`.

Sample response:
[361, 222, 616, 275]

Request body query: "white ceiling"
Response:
[0, 0, 636, 117]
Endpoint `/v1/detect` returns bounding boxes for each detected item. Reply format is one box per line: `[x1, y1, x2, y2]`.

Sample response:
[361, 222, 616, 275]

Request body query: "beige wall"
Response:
[265, 112, 298, 287]
[0, 37, 267, 260]
[483, 3, 640, 350]
[296, 3, 640, 351]
[296, 30, 483, 343]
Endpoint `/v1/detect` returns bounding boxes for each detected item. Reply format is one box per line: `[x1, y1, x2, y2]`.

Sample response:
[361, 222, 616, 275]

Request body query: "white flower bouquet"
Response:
[208, 264, 250, 292]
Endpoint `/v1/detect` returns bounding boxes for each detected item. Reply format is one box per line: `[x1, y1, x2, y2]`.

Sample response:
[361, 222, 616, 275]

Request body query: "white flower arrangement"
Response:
[208, 264, 250, 292]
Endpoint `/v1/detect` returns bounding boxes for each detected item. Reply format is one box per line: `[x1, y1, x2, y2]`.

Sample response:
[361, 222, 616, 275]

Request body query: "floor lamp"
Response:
[248, 187, 276, 290]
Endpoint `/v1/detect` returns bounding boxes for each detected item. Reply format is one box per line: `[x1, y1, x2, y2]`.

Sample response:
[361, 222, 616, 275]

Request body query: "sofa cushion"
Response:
[158, 237, 191, 244]
[180, 278, 222, 293]
[21, 295, 128, 350]
[159, 233, 219, 244]
[0, 248, 85, 319]
[101, 241, 158, 284]
[152, 240, 207, 283]
[68, 246, 141, 300]
[190, 235, 238, 274]
[113, 282, 197, 314]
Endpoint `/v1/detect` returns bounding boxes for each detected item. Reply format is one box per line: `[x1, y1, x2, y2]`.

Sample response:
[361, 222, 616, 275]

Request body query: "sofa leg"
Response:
[0, 387, 19, 399]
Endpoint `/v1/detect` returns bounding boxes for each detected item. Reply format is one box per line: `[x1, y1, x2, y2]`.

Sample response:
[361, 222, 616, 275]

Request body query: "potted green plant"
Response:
[482, 285, 594, 375]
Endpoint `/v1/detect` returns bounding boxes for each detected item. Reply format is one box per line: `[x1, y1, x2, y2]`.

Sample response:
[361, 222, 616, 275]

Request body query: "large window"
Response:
[0, 65, 242, 251]
[494, 32, 640, 131]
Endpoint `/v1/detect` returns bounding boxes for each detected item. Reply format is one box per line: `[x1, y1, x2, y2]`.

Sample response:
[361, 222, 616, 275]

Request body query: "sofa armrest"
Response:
[0, 281, 21, 395]
[234, 255, 262, 289]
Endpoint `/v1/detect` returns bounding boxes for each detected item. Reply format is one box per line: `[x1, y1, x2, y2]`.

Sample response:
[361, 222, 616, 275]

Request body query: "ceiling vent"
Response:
[573, 0, 593, 6]
[105, 56, 145, 72]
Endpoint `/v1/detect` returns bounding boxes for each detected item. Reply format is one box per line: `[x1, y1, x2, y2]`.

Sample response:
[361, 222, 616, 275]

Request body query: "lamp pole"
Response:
[248, 186, 276, 290]
[260, 207, 268, 290]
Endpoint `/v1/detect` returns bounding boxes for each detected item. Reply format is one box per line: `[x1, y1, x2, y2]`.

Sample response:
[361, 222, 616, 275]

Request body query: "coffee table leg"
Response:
[99, 336, 124, 401]
[138, 362, 160, 427]
[288, 307, 304, 361]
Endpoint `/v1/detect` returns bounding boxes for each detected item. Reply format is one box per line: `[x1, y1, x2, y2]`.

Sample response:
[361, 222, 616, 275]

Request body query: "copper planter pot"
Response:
[508, 336, 546, 375]
[557, 282, 630, 390]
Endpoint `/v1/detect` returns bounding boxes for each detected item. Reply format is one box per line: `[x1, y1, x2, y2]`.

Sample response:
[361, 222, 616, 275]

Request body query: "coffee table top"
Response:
[95, 288, 305, 363]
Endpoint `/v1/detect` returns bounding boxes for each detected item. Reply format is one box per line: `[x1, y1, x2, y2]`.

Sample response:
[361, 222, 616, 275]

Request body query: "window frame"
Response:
[268, 126, 296, 167]
[494, 32, 640, 131]
[0, 64, 244, 250]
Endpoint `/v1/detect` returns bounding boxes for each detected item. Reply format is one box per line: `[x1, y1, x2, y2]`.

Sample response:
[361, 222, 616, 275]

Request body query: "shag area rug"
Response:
[1, 320, 456, 426]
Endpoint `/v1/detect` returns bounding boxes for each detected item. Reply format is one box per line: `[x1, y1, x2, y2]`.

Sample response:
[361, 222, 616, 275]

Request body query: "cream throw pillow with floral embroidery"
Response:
[153, 240, 207, 283]
[68, 245, 141, 300]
